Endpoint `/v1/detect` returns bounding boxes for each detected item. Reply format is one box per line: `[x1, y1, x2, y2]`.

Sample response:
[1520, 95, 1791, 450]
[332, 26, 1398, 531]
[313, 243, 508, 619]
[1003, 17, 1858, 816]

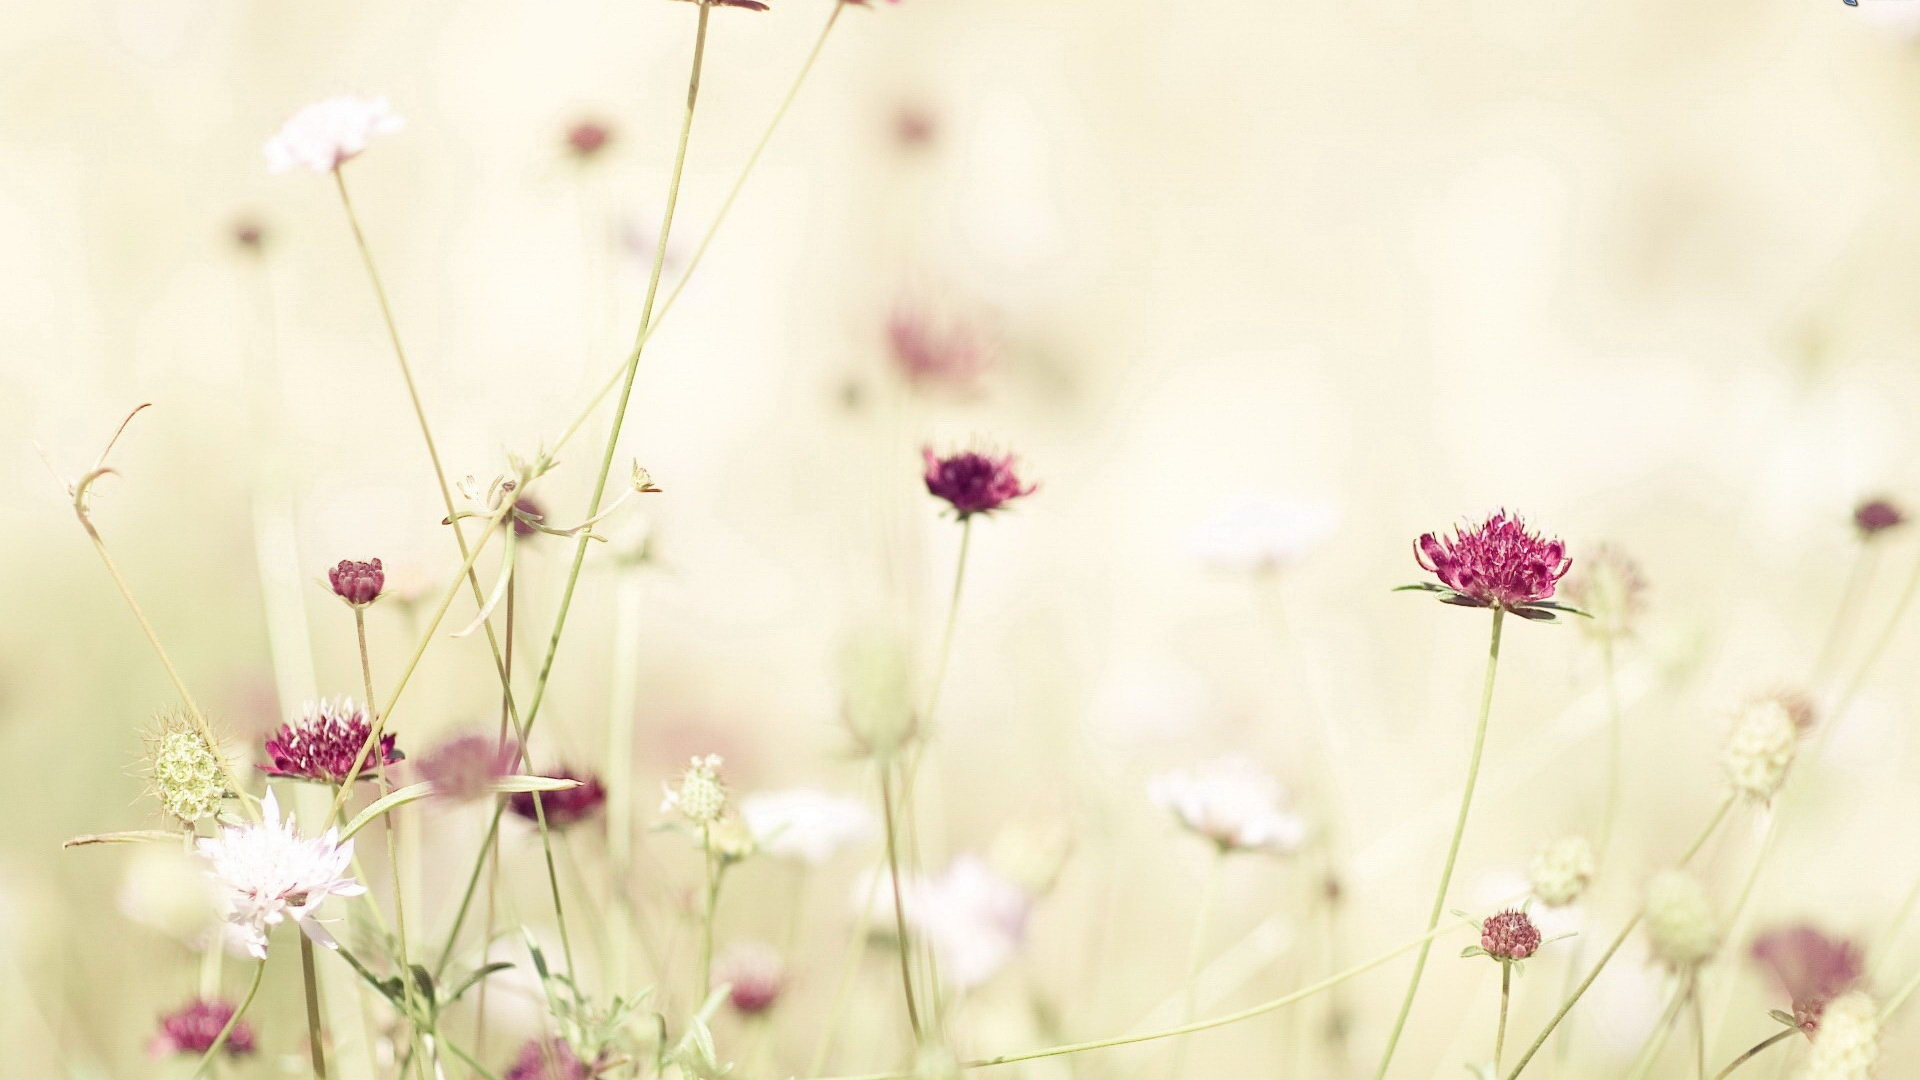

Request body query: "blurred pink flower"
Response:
[714, 941, 787, 1014]
[887, 303, 988, 390]
[922, 446, 1037, 519]
[416, 733, 513, 802]
[1752, 926, 1864, 1031]
[1149, 756, 1306, 854]
[265, 96, 403, 173]
[149, 998, 254, 1059]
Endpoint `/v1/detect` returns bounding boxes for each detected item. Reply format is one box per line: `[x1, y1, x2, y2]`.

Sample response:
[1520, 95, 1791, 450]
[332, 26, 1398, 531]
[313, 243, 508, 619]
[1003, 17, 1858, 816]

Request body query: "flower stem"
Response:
[300, 933, 330, 1079]
[1167, 850, 1223, 1080]
[1494, 962, 1512, 1074]
[878, 759, 925, 1043]
[1595, 633, 1625, 869]
[1370, 606, 1506, 1080]
[1811, 544, 1876, 685]
[1708, 1027, 1796, 1080]
[1622, 982, 1688, 1080]
[923, 514, 973, 729]
[190, 960, 265, 1079]
[814, 919, 1470, 1080]
[1503, 793, 1735, 1079]
[699, 824, 720, 1002]
[1691, 977, 1708, 1080]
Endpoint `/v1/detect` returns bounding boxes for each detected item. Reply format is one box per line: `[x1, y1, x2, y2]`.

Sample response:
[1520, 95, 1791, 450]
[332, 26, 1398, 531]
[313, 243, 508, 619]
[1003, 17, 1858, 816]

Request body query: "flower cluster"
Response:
[1751, 926, 1864, 1031]
[149, 998, 254, 1059]
[146, 713, 227, 824]
[328, 558, 385, 606]
[1527, 835, 1595, 908]
[661, 754, 728, 826]
[922, 447, 1037, 518]
[1148, 756, 1307, 854]
[195, 791, 364, 958]
[1479, 909, 1542, 962]
[261, 698, 400, 784]
[1643, 870, 1720, 970]
[1406, 511, 1574, 618]
[508, 766, 606, 828]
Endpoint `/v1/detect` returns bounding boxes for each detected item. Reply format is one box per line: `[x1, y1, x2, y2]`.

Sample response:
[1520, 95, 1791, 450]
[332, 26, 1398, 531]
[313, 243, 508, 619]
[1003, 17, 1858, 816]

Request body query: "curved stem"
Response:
[922, 515, 972, 730]
[191, 960, 266, 1079]
[1709, 1027, 1796, 1080]
[878, 760, 924, 1042]
[699, 824, 719, 1002]
[1504, 794, 1735, 1079]
[1370, 606, 1506, 1079]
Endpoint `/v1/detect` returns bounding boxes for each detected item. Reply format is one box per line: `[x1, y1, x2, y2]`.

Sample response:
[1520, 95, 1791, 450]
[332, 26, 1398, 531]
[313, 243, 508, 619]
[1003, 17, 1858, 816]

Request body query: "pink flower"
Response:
[1854, 498, 1906, 539]
[329, 558, 385, 606]
[1480, 909, 1542, 961]
[714, 941, 787, 1014]
[1752, 926, 1864, 1031]
[149, 998, 255, 1058]
[265, 96, 403, 173]
[1406, 511, 1575, 619]
[261, 698, 400, 784]
[415, 734, 513, 802]
[887, 303, 987, 390]
[922, 447, 1037, 519]
[506, 1038, 602, 1080]
[565, 120, 612, 159]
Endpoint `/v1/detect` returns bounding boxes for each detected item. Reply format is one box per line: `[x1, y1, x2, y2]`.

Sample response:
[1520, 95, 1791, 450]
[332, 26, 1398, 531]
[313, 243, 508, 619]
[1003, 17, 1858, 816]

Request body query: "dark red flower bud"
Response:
[329, 558, 385, 606]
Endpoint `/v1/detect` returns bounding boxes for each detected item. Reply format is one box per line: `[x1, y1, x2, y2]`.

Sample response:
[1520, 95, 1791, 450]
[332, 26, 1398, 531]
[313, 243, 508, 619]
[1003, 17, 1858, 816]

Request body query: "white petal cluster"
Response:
[265, 96, 403, 173]
[1187, 495, 1338, 575]
[1643, 870, 1720, 970]
[1724, 696, 1801, 803]
[852, 855, 1033, 992]
[1149, 756, 1307, 854]
[195, 791, 364, 958]
[740, 787, 876, 865]
[1528, 835, 1596, 908]
[1803, 991, 1880, 1080]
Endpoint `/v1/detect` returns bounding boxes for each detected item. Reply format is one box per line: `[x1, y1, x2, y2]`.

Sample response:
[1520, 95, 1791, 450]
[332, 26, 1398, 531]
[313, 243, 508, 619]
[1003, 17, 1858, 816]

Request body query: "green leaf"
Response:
[1393, 582, 1449, 593]
[444, 962, 515, 1005]
[61, 829, 184, 849]
[1509, 606, 1559, 622]
[340, 782, 434, 841]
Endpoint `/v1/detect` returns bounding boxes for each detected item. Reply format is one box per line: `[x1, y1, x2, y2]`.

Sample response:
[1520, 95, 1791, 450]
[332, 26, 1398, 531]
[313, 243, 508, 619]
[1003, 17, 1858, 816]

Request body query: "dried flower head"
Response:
[196, 790, 364, 958]
[146, 712, 228, 824]
[1802, 991, 1880, 1080]
[740, 788, 876, 864]
[661, 754, 727, 826]
[265, 95, 403, 173]
[1724, 695, 1805, 803]
[1480, 909, 1543, 962]
[1407, 511, 1575, 619]
[714, 941, 787, 1015]
[1148, 756, 1307, 854]
[1853, 497, 1905, 540]
[1751, 926, 1865, 1032]
[1562, 544, 1647, 640]
[506, 1037, 601, 1080]
[887, 303, 988, 390]
[1528, 835, 1597, 908]
[508, 767, 606, 829]
[329, 558, 385, 606]
[149, 998, 255, 1059]
[1188, 495, 1339, 575]
[565, 120, 612, 159]
[1643, 870, 1720, 970]
[922, 446, 1038, 519]
[261, 698, 399, 784]
[415, 734, 512, 802]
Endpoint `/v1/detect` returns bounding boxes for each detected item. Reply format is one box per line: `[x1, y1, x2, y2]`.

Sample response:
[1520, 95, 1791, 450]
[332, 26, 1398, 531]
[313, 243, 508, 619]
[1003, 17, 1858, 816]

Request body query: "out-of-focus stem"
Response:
[1708, 1028, 1795, 1080]
[1167, 849, 1223, 1080]
[878, 761, 924, 1042]
[191, 960, 266, 1080]
[1371, 606, 1506, 1079]
[300, 934, 329, 1079]
[1495, 963, 1512, 1074]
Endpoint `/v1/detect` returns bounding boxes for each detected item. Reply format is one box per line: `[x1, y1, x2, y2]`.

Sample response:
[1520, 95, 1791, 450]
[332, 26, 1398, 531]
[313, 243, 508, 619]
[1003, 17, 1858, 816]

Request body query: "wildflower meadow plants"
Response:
[38, 5, 1920, 1080]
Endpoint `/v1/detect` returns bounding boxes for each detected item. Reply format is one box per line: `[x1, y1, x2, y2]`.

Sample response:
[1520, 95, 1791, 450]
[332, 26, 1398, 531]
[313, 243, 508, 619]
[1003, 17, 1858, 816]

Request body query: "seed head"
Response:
[1724, 695, 1803, 803]
[328, 558, 385, 606]
[1528, 835, 1596, 908]
[714, 941, 786, 1015]
[261, 698, 399, 784]
[922, 446, 1037, 519]
[1412, 511, 1572, 616]
[1644, 870, 1720, 970]
[1803, 991, 1879, 1080]
[508, 766, 606, 829]
[661, 755, 727, 826]
[1480, 909, 1542, 962]
[149, 998, 255, 1059]
[1853, 497, 1905, 540]
[146, 712, 228, 824]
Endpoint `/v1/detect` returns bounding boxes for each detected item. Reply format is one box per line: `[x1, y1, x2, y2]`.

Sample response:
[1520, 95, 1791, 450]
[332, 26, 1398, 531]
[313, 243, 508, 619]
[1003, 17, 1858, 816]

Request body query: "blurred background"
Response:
[8, 0, 1920, 1076]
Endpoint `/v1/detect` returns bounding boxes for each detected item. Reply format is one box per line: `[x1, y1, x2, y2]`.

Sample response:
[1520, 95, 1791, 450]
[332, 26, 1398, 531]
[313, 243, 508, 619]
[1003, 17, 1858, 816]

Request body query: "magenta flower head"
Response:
[1479, 909, 1543, 962]
[714, 941, 787, 1015]
[415, 733, 513, 802]
[511, 497, 547, 539]
[1853, 497, 1906, 540]
[506, 1037, 602, 1080]
[329, 558, 385, 607]
[508, 766, 606, 829]
[1752, 926, 1864, 1031]
[261, 698, 401, 784]
[1401, 511, 1579, 621]
[149, 998, 255, 1059]
[922, 446, 1037, 519]
[565, 120, 612, 159]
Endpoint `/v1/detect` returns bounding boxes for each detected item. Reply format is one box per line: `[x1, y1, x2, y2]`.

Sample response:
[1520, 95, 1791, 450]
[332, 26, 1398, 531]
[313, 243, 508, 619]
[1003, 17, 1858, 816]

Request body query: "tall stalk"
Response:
[1370, 606, 1506, 1079]
[300, 934, 329, 1079]
[878, 760, 925, 1042]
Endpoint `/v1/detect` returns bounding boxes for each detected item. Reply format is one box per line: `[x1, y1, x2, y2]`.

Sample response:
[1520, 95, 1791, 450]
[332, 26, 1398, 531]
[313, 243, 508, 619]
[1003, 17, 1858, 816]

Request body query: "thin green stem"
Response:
[475, 572, 514, 1063]
[699, 825, 720, 1003]
[1709, 1028, 1796, 1080]
[1167, 850, 1222, 1080]
[807, 855, 884, 1075]
[191, 960, 266, 1079]
[1691, 978, 1708, 1080]
[1503, 794, 1736, 1079]
[1595, 634, 1625, 869]
[922, 515, 972, 729]
[1370, 606, 1506, 1080]
[300, 933, 329, 1079]
[878, 760, 925, 1042]
[1495, 962, 1512, 1074]
[814, 920, 1470, 1080]
[1622, 983, 1688, 1080]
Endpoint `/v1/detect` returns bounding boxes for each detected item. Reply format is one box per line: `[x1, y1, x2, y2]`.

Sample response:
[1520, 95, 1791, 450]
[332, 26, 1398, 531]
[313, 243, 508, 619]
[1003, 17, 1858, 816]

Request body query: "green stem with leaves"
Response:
[1370, 606, 1506, 1079]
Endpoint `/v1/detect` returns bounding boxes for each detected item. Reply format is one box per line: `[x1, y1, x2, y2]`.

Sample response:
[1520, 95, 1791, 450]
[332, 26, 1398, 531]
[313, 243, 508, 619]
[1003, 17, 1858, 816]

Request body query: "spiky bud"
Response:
[1724, 696, 1802, 803]
[146, 713, 227, 824]
[1528, 835, 1596, 908]
[661, 755, 727, 826]
[1644, 870, 1720, 970]
[1803, 991, 1880, 1080]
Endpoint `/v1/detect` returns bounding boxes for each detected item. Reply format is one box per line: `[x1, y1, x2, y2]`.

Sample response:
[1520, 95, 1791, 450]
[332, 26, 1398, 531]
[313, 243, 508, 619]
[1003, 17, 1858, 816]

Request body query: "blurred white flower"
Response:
[1187, 495, 1338, 574]
[195, 791, 364, 958]
[265, 96, 404, 173]
[1149, 756, 1307, 854]
[740, 788, 875, 865]
[117, 845, 223, 945]
[661, 754, 727, 826]
[851, 855, 1034, 992]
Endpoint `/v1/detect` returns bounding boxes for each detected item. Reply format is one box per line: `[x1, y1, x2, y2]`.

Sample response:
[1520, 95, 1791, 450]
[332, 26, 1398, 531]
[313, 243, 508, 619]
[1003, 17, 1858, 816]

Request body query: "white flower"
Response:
[265, 96, 404, 173]
[1803, 991, 1879, 1080]
[195, 790, 365, 958]
[1149, 756, 1307, 853]
[851, 855, 1034, 992]
[660, 754, 727, 825]
[1528, 835, 1597, 908]
[1724, 696, 1801, 803]
[1187, 495, 1338, 574]
[1643, 870, 1719, 970]
[740, 788, 875, 865]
